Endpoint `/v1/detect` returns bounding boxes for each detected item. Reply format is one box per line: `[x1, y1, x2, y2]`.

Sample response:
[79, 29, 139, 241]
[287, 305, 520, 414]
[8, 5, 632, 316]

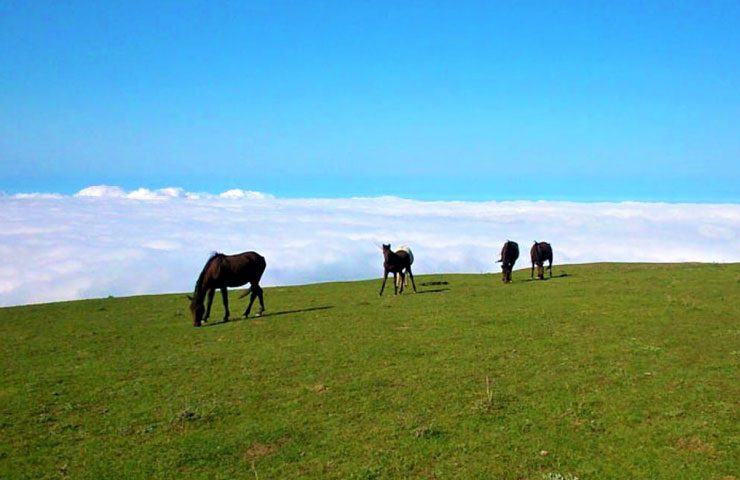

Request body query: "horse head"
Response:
[188, 295, 205, 326]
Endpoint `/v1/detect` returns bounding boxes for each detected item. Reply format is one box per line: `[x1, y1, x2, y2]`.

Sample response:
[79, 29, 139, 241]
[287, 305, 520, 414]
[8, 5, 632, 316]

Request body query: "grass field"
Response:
[1, 263, 738, 479]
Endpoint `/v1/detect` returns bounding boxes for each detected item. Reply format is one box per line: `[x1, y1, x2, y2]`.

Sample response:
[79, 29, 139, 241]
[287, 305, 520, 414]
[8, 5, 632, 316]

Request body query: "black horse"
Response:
[379, 244, 417, 296]
[496, 240, 519, 283]
[530, 241, 553, 279]
[188, 251, 266, 327]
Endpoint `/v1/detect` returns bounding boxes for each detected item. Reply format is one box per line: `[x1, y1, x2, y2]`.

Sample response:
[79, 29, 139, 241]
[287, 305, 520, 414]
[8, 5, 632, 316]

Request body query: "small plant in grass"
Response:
[413, 422, 443, 439]
[172, 403, 218, 424]
[542, 473, 579, 480]
[475, 375, 500, 413]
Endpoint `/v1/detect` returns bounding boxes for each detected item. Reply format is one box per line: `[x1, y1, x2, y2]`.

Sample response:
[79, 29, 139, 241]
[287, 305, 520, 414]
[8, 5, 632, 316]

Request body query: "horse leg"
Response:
[204, 288, 215, 321]
[407, 268, 417, 293]
[255, 285, 265, 316]
[531, 263, 535, 279]
[398, 272, 405, 294]
[221, 287, 230, 321]
[549, 258, 553, 278]
[243, 290, 257, 318]
[379, 270, 389, 296]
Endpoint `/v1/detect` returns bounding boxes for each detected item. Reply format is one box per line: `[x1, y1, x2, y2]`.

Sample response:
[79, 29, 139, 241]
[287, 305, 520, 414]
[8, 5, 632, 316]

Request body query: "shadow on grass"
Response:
[416, 288, 450, 294]
[202, 305, 334, 327]
[521, 272, 570, 282]
[420, 281, 449, 287]
[261, 306, 334, 318]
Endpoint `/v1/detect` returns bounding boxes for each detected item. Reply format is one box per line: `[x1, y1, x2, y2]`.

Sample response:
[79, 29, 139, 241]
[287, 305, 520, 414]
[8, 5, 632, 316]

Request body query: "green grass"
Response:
[1, 263, 738, 479]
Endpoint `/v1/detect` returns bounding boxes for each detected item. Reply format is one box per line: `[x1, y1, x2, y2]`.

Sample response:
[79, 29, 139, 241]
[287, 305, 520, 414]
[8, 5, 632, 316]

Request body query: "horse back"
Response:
[395, 245, 414, 265]
[530, 242, 552, 263]
[502, 241, 519, 264]
[215, 251, 266, 288]
[386, 250, 411, 272]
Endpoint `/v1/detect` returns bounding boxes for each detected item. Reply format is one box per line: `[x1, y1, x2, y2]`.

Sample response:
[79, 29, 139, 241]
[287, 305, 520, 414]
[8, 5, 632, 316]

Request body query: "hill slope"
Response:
[1, 263, 738, 479]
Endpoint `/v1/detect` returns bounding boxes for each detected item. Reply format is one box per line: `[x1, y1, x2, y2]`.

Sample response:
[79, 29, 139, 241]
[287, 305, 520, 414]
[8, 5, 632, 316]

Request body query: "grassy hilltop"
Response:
[1, 263, 738, 479]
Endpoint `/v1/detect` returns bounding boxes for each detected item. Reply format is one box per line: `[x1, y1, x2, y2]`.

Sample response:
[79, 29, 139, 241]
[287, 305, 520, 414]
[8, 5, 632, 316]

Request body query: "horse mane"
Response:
[193, 252, 225, 297]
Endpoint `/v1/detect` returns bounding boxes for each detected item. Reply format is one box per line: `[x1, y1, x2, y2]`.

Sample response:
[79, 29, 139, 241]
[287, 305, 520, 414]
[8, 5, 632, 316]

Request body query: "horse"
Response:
[394, 245, 414, 289]
[496, 240, 519, 283]
[188, 251, 266, 327]
[530, 241, 553, 280]
[379, 243, 417, 296]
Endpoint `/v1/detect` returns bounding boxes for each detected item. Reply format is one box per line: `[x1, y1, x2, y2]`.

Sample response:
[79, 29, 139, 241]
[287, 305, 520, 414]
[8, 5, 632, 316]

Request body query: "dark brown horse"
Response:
[188, 251, 266, 327]
[496, 240, 519, 283]
[379, 244, 417, 296]
[530, 241, 553, 279]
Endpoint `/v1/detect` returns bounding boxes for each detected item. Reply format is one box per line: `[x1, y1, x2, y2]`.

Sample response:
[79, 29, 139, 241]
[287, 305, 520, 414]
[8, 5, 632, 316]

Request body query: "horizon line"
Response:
[1, 184, 738, 205]
[3, 262, 739, 309]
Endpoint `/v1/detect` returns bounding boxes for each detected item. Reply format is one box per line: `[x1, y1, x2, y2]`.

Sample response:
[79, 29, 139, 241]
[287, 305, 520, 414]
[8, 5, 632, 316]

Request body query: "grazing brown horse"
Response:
[188, 251, 266, 327]
[379, 244, 417, 296]
[496, 240, 519, 283]
[530, 241, 553, 279]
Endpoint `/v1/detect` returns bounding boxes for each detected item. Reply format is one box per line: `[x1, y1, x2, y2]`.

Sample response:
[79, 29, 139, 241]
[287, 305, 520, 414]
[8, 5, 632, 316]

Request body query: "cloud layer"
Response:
[1, 186, 738, 306]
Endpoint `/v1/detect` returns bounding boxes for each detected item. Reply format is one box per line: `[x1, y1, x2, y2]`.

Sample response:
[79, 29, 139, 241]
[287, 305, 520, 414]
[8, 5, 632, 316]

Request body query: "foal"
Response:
[379, 244, 417, 296]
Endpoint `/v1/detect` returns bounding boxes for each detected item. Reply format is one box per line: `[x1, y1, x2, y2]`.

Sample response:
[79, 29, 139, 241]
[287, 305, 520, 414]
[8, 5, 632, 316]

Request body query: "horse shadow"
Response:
[202, 305, 334, 327]
[416, 288, 450, 294]
[522, 272, 570, 282]
[260, 305, 334, 318]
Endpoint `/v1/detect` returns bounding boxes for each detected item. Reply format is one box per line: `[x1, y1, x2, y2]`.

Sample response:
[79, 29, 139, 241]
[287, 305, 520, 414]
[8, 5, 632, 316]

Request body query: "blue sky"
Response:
[1, 1, 738, 201]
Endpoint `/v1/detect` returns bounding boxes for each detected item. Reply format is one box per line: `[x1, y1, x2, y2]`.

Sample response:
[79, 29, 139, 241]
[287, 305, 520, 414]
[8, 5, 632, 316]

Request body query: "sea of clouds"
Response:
[0, 185, 738, 307]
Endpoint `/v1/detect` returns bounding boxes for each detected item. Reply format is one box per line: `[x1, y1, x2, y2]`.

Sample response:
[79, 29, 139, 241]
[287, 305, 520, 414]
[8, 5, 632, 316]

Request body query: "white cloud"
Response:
[0, 186, 738, 306]
[75, 185, 127, 198]
[74, 185, 274, 201]
[11, 192, 64, 199]
[219, 189, 274, 200]
[76, 185, 187, 200]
